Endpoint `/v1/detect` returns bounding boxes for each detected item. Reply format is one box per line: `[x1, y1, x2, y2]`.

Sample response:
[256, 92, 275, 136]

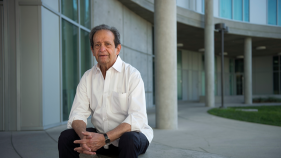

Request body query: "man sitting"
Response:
[58, 24, 153, 158]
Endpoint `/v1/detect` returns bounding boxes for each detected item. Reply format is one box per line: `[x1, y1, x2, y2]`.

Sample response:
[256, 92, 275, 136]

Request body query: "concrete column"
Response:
[154, 0, 177, 129]
[244, 37, 252, 104]
[204, 0, 215, 107]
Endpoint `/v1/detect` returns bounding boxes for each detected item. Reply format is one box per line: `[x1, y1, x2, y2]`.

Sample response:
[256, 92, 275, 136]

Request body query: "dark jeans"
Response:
[58, 128, 149, 158]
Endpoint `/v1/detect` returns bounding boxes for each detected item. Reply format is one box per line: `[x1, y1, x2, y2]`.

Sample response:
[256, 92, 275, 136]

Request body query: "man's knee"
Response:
[58, 129, 77, 146]
[119, 132, 139, 149]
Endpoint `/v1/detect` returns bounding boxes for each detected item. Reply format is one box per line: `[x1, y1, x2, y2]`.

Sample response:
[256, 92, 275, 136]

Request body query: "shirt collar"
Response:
[95, 56, 122, 72]
[112, 56, 122, 72]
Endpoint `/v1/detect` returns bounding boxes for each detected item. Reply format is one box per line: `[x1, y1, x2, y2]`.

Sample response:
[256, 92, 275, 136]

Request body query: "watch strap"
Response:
[104, 133, 110, 144]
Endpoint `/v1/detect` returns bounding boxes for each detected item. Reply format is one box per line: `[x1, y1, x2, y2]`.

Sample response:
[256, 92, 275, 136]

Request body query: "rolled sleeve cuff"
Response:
[122, 114, 143, 132]
[67, 116, 88, 129]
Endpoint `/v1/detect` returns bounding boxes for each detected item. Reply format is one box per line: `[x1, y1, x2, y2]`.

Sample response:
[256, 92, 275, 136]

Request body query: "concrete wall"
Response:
[249, 0, 267, 25]
[253, 56, 273, 95]
[42, 7, 60, 127]
[92, 0, 153, 107]
[20, 5, 42, 130]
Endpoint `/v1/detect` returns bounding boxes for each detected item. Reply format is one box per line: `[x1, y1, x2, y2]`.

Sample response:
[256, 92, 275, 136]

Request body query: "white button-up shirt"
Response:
[67, 56, 153, 146]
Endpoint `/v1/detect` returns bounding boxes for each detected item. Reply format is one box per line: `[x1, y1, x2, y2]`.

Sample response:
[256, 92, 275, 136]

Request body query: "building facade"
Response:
[1, 0, 281, 131]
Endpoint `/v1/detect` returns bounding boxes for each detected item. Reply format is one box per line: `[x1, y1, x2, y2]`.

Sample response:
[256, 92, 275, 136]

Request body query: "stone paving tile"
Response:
[140, 142, 226, 158]
[12, 131, 58, 158]
[0, 132, 21, 158]
[79, 142, 226, 158]
[45, 124, 67, 143]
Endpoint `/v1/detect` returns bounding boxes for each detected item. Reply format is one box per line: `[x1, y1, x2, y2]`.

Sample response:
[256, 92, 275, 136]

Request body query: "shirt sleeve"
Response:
[122, 71, 148, 132]
[67, 71, 91, 129]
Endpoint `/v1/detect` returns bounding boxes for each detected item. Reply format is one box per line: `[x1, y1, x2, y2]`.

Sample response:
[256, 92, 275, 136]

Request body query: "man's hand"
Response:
[74, 134, 95, 155]
[74, 131, 106, 155]
[72, 120, 95, 155]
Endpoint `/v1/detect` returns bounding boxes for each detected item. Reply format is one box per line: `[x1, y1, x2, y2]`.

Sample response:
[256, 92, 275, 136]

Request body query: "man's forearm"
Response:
[72, 120, 87, 139]
[107, 123, 131, 142]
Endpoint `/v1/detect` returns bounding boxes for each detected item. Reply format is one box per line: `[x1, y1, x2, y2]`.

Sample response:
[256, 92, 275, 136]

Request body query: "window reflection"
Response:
[62, 20, 79, 121]
[219, 0, 249, 22]
[80, 29, 91, 75]
[61, 0, 78, 22]
[80, 0, 91, 29]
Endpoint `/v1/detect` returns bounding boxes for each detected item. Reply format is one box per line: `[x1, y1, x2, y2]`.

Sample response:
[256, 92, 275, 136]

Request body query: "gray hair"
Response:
[89, 24, 121, 48]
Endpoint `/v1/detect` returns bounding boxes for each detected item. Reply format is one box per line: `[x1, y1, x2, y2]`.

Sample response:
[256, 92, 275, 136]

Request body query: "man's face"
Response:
[91, 30, 121, 67]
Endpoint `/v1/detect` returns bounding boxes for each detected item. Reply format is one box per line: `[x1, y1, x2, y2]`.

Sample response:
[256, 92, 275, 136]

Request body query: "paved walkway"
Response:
[1, 102, 281, 158]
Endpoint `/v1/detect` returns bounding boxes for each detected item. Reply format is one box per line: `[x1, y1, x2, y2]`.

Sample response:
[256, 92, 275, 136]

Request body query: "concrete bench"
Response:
[80, 142, 226, 158]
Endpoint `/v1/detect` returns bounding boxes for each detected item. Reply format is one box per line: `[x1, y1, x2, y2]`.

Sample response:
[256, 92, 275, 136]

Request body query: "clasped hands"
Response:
[73, 131, 106, 155]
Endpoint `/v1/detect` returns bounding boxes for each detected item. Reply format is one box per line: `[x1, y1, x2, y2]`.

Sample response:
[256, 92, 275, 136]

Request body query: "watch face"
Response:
[106, 139, 110, 144]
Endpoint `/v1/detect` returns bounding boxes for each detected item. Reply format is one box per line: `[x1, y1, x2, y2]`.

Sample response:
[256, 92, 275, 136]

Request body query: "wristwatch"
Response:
[104, 133, 110, 144]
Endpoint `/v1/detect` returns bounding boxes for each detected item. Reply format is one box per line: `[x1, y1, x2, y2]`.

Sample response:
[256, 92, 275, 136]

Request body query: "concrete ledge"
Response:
[80, 142, 227, 158]
[199, 94, 281, 103]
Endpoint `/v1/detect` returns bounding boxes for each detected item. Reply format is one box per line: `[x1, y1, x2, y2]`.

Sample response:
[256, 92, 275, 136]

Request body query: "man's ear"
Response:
[116, 44, 121, 56]
[91, 46, 95, 56]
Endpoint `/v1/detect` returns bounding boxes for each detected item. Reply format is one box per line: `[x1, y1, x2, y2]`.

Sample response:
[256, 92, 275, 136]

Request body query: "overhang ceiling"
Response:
[119, 0, 281, 58]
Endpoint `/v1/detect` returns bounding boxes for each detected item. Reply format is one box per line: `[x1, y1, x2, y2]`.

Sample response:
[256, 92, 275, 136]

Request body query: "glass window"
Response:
[80, 29, 91, 75]
[273, 56, 281, 94]
[177, 51, 182, 100]
[80, 0, 91, 29]
[236, 74, 243, 95]
[273, 72, 279, 94]
[235, 59, 244, 73]
[229, 59, 234, 73]
[202, 0, 205, 13]
[220, 0, 232, 19]
[177, 69, 182, 100]
[61, 0, 78, 22]
[229, 59, 235, 95]
[234, 0, 243, 21]
[177, 50, 182, 69]
[278, 0, 281, 25]
[201, 55, 205, 96]
[273, 56, 279, 71]
[243, 0, 249, 22]
[62, 20, 79, 121]
[219, 0, 249, 22]
[268, 0, 277, 25]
